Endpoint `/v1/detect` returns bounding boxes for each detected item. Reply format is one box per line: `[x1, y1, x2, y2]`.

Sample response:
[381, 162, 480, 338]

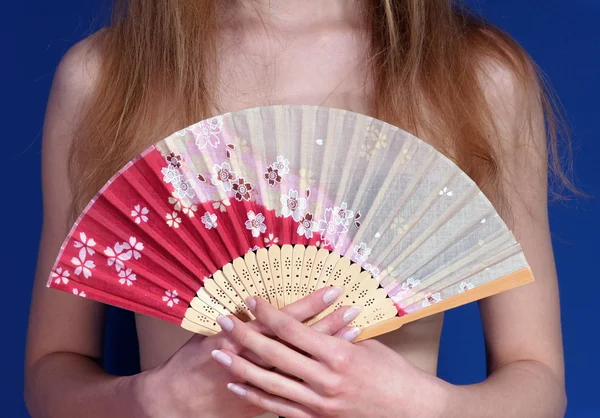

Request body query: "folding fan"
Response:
[48, 105, 534, 342]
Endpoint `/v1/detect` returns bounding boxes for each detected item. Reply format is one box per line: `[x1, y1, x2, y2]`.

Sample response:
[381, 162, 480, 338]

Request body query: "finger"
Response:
[226, 382, 315, 418]
[216, 312, 325, 384]
[246, 297, 344, 361]
[249, 286, 344, 336]
[309, 305, 362, 337]
[212, 349, 323, 415]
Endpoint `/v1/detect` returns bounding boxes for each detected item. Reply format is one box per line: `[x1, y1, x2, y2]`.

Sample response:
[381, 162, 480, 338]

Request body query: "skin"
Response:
[24, 1, 566, 417]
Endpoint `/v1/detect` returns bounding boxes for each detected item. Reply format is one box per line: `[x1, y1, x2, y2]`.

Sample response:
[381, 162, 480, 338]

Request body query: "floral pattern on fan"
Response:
[47, 105, 530, 330]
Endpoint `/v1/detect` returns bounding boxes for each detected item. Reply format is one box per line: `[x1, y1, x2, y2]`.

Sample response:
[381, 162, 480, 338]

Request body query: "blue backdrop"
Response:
[2, 1, 598, 417]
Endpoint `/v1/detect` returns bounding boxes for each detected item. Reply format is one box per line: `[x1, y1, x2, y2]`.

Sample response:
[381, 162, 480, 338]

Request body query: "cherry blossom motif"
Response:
[398, 146, 412, 164]
[271, 155, 290, 175]
[231, 178, 253, 201]
[190, 116, 223, 149]
[127, 237, 144, 260]
[317, 207, 348, 248]
[391, 216, 410, 234]
[333, 202, 354, 226]
[212, 197, 231, 212]
[71, 256, 95, 279]
[400, 277, 420, 294]
[297, 213, 319, 239]
[168, 193, 197, 218]
[263, 166, 282, 186]
[131, 205, 149, 224]
[161, 165, 181, 184]
[353, 242, 372, 262]
[166, 152, 182, 168]
[163, 290, 180, 307]
[422, 292, 442, 307]
[51, 267, 70, 285]
[211, 162, 237, 191]
[118, 268, 137, 286]
[439, 186, 453, 197]
[458, 282, 475, 293]
[173, 175, 196, 199]
[363, 263, 381, 280]
[248, 245, 261, 252]
[245, 211, 267, 238]
[263, 233, 279, 246]
[104, 242, 134, 272]
[201, 212, 218, 230]
[280, 189, 307, 222]
[73, 232, 96, 260]
[166, 212, 182, 228]
[72, 288, 87, 298]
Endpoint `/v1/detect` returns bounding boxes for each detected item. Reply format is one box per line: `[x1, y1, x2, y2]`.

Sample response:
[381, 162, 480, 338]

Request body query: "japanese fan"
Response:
[48, 105, 533, 341]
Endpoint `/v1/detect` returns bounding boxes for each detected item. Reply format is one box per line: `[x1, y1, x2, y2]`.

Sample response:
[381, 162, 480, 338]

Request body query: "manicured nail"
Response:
[341, 327, 362, 342]
[211, 350, 232, 367]
[217, 314, 234, 332]
[323, 286, 344, 304]
[342, 306, 362, 324]
[246, 297, 256, 311]
[227, 383, 247, 397]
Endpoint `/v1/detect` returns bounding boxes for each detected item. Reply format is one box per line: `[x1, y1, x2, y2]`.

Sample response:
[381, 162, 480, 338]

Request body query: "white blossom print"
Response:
[422, 292, 442, 307]
[439, 186, 453, 197]
[297, 213, 319, 239]
[104, 241, 135, 272]
[249, 245, 261, 252]
[173, 175, 196, 199]
[201, 212, 218, 230]
[400, 277, 420, 293]
[363, 263, 381, 280]
[271, 155, 290, 175]
[263, 233, 279, 246]
[72, 288, 87, 298]
[332, 202, 354, 226]
[163, 290, 180, 307]
[210, 162, 237, 192]
[131, 205, 149, 224]
[73, 232, 96, 260]
[212, 197, 231, 213]
[71, 256, 95, 279]
[280, 189, 307, 222]
[161, 165, 181, 185]
[190, 116, 223, 149]
[51, 267, 70, 285]
[245, 211, 267, 238]
[317, 207, 348, 248]
[166, 212, 182, 228]
[118, 268, 137, 286]
[458, 282, 475, 293]
[168, 193, 197, 218]
[353, 242, 372, 262]
[127, 237, 144, 260]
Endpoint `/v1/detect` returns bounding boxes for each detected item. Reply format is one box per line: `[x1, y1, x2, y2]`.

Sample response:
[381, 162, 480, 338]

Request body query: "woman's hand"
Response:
[212, 297, 450, 418]
[137, 287, 363, 418]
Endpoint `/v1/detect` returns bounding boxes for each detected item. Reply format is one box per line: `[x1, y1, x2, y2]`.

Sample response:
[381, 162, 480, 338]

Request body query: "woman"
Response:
[25, 0, 570, 417]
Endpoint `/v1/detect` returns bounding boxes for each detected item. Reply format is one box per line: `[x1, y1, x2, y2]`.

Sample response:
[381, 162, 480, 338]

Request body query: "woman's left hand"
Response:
[211, 296, 450, 418]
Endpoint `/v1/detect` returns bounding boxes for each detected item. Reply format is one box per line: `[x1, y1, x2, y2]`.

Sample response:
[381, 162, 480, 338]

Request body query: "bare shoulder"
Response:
[26, 30, 109, 371]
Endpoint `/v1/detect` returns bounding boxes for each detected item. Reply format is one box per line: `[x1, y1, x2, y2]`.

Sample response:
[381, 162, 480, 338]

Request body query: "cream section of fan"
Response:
[157, 105, 532, 340]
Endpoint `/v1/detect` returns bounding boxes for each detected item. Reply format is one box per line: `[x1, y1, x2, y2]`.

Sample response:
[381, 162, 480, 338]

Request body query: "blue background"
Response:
[2, 1, 598, 416]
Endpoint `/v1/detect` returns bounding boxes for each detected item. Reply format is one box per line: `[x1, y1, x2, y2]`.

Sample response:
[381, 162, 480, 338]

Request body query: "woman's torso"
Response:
[135, 14, 445, 417]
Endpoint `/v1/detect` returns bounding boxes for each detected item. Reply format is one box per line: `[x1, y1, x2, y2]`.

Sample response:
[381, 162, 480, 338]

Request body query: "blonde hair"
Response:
[67, 0, 576, 224]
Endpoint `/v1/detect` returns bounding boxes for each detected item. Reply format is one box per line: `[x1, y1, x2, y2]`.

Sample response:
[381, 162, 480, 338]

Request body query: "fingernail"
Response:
[211, 350, 232, 367]
[217, 314, 234, 332]
[341, 326, 362, 342]
[246, 297, 256, 311]
[227, 383, 247, 397]
[342, 306, 362, 324]
[323, 286, 344, 304]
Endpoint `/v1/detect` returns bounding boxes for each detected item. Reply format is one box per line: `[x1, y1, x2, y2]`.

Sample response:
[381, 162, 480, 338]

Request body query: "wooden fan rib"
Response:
[355, 267, 534, 342]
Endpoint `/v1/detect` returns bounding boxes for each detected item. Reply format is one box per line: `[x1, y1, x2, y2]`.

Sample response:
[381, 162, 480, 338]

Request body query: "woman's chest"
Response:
[214, 23, 372, 116]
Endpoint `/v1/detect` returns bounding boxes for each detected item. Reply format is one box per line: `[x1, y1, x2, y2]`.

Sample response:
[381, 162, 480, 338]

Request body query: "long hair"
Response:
[66, 0, 576, 225]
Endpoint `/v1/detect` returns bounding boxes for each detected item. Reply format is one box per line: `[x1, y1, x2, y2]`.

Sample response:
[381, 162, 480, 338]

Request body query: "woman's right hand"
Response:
[136, 286, 362, 418]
